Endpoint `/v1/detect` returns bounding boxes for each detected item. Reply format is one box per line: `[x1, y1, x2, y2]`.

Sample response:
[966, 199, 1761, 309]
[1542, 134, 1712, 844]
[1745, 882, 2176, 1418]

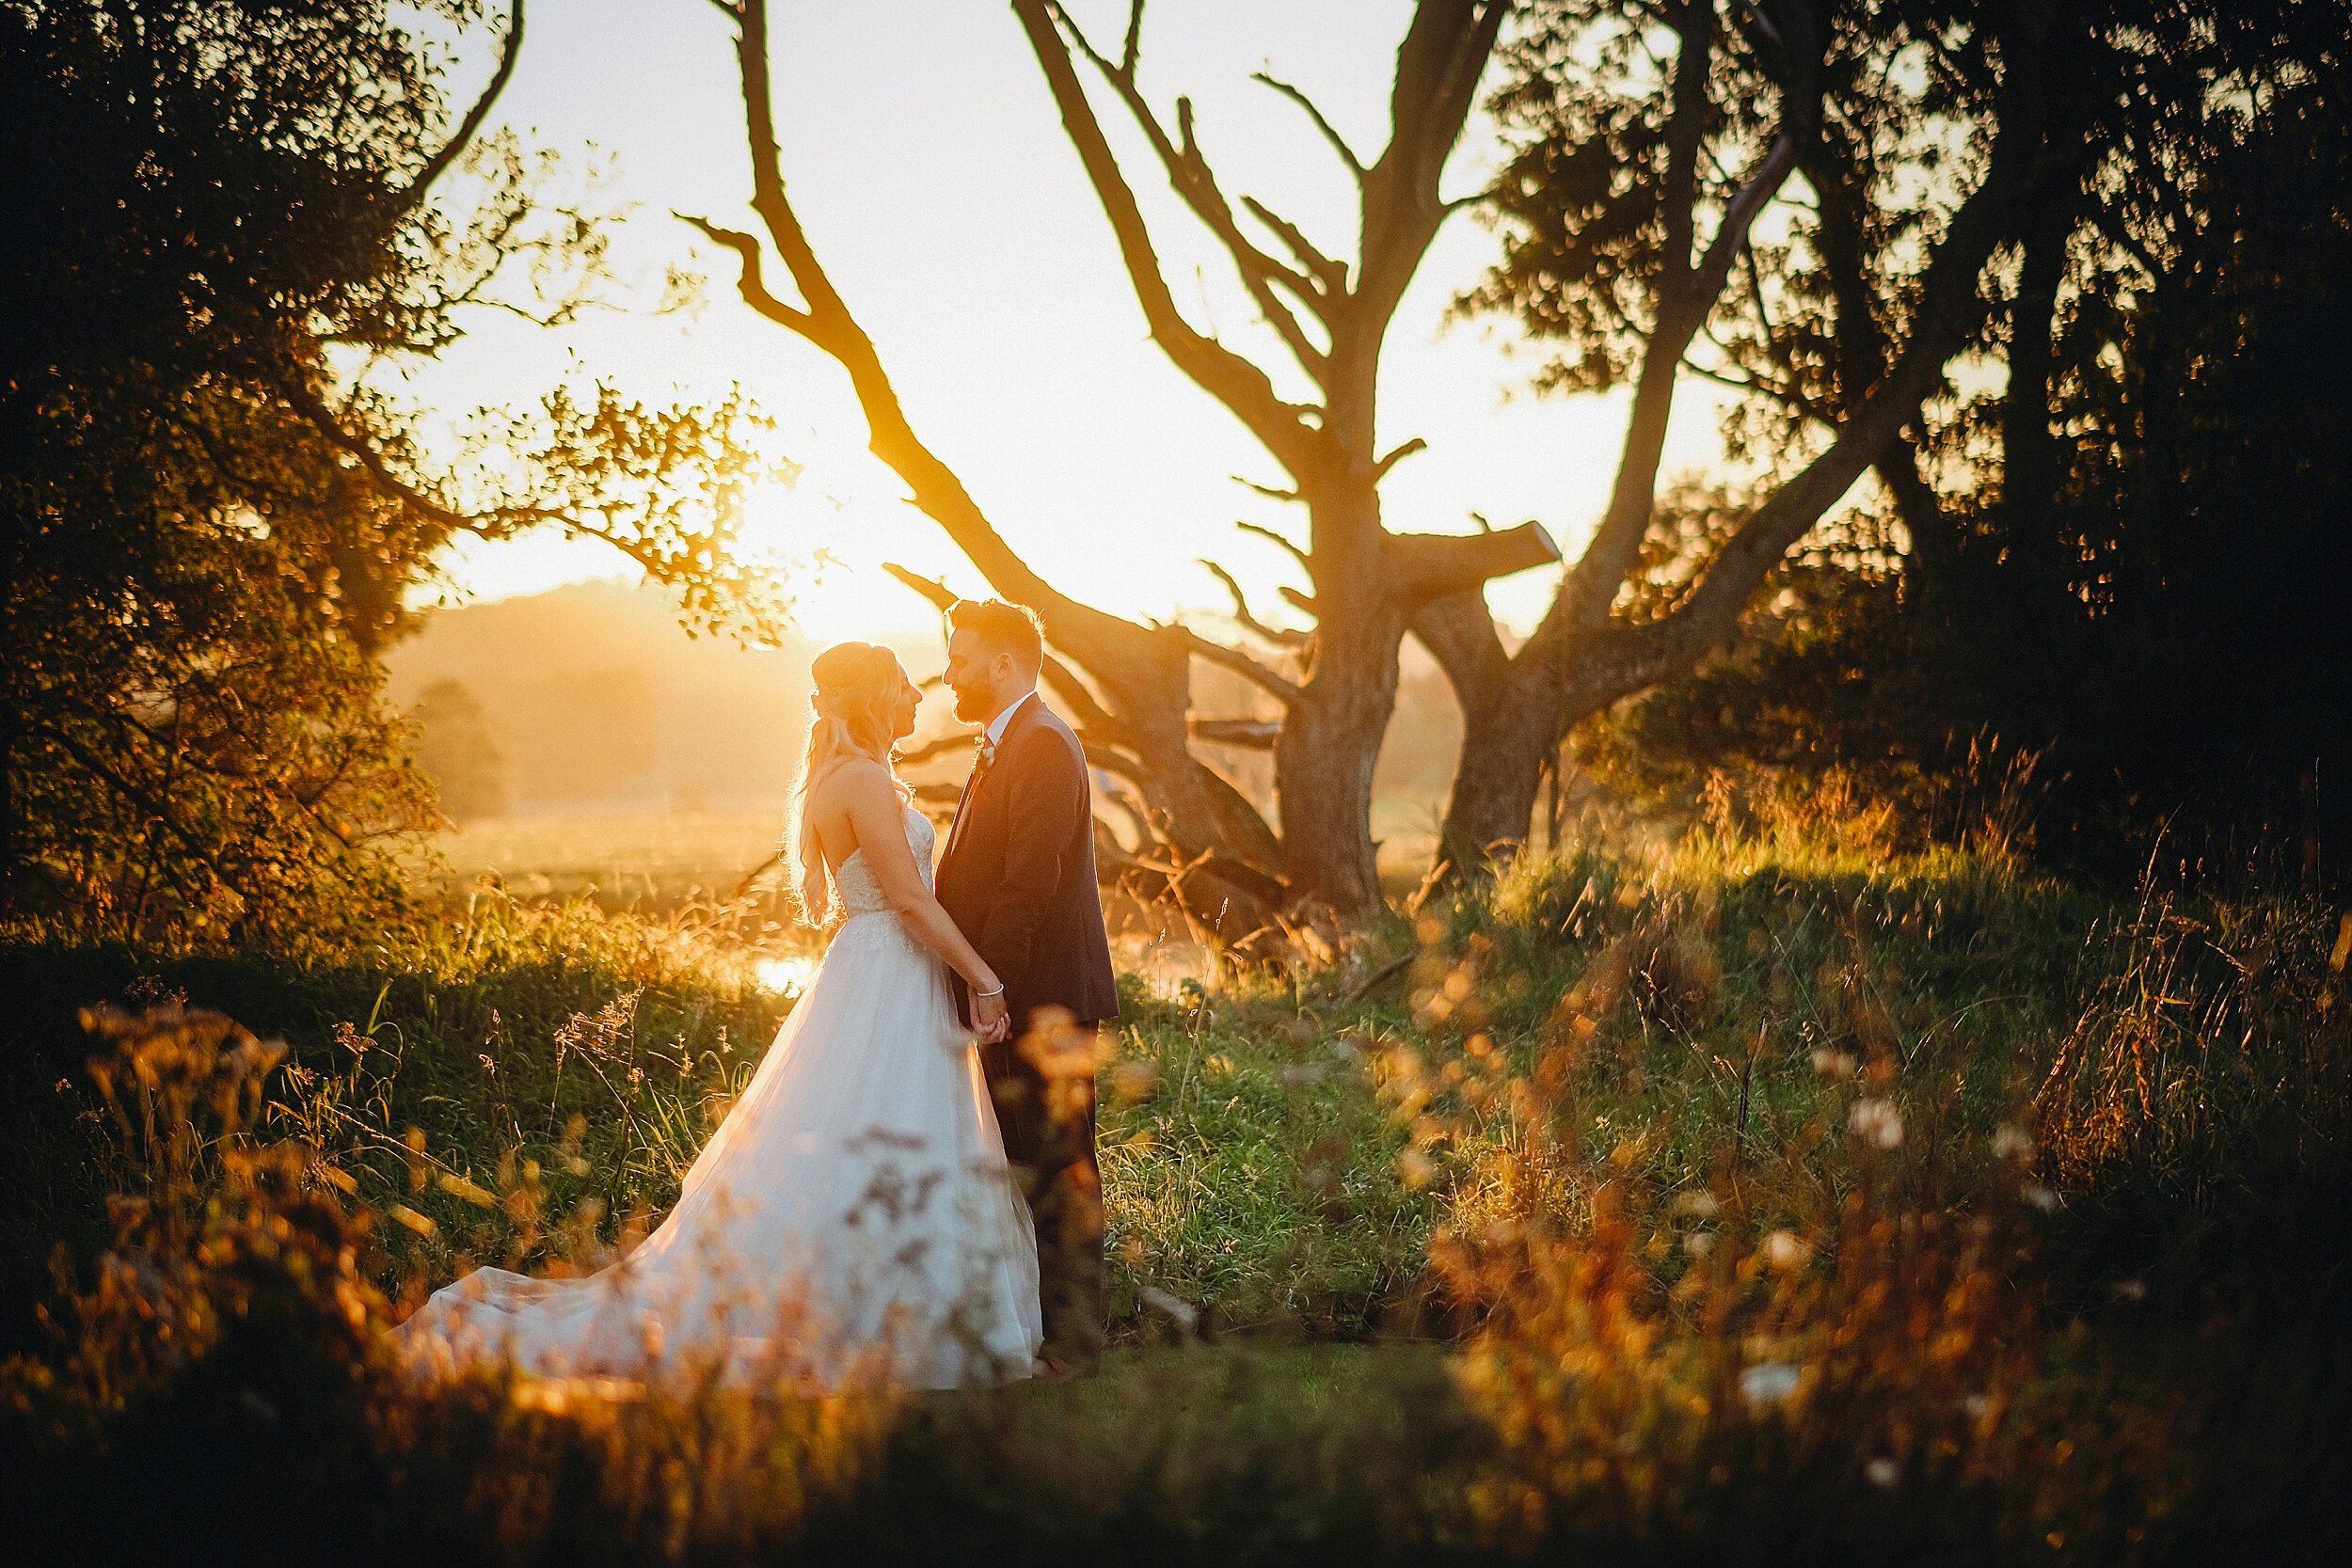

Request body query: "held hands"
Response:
[971, 985, 1011, 1045]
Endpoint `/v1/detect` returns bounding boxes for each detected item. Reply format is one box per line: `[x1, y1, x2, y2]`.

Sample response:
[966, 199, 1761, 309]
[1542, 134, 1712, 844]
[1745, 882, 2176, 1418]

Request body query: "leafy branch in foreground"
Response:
[2, 1, 789, 949]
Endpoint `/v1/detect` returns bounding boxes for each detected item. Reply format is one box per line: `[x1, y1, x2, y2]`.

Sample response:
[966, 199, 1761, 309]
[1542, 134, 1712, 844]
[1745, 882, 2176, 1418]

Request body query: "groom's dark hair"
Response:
[946, 598, 1045, 679]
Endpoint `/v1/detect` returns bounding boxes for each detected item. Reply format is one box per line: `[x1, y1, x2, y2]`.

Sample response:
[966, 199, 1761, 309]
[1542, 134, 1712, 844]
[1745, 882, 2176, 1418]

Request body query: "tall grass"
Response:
[3, 812, 2348, 1560]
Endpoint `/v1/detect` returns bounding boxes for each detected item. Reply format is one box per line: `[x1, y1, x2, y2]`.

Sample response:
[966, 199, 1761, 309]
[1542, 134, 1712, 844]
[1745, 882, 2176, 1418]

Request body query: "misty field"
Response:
[413, 801, 1453, 917]
[5, 812, 2347, 1564]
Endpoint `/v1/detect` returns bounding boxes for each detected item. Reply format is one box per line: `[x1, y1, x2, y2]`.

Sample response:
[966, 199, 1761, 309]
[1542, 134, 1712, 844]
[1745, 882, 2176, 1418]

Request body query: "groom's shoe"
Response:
[1031, 1353, 1090, 1383]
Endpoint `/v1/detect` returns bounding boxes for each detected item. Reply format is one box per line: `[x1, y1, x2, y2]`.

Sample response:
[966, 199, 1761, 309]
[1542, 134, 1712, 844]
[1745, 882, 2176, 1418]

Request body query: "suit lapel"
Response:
[945, 692, 1037, 863]
[944, 755, 983, 861]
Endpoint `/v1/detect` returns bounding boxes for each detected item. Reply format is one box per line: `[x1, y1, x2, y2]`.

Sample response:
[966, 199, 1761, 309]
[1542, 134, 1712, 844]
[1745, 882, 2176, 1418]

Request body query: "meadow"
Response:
[3, 804, 2347, 1563]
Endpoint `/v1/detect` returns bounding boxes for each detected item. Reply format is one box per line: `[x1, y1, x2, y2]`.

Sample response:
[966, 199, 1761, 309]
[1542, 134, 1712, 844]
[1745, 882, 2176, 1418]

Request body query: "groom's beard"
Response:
[951, 684, 992, 724]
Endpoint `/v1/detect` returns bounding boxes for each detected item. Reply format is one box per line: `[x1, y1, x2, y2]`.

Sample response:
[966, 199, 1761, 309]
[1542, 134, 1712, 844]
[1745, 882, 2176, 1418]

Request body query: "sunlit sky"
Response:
[398, 0, 1739, 645]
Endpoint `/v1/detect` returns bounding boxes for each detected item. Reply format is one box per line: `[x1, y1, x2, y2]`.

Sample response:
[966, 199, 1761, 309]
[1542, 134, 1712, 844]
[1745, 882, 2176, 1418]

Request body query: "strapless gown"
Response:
[397, 808, 1042, 1388]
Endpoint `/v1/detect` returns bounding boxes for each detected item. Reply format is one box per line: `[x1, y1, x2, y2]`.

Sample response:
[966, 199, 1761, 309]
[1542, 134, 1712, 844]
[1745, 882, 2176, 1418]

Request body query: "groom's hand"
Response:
[974, 989, 1010, 1044]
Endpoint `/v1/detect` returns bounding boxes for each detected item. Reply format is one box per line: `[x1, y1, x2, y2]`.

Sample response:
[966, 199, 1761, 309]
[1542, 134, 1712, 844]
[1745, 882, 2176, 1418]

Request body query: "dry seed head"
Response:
[1850, 1098, 1904, 1148]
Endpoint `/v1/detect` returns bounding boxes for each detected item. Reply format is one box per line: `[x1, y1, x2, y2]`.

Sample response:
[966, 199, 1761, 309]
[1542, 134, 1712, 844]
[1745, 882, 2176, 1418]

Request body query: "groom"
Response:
[936, 597, 1118, 1374]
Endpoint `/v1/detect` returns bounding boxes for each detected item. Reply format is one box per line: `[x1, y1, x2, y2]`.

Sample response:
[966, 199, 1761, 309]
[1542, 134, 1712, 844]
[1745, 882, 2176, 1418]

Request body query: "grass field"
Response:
[4, 811, 2348, 1561]
[414, 798, 1452, 916]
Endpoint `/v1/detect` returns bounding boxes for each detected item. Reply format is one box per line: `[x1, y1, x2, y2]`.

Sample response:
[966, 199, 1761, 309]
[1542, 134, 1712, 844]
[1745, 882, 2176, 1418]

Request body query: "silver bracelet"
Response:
[974, 983, 1005, 998]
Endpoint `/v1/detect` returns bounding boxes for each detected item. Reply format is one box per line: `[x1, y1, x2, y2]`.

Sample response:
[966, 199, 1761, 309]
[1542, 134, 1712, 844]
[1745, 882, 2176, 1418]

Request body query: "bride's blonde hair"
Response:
[787, 641, 909, 921]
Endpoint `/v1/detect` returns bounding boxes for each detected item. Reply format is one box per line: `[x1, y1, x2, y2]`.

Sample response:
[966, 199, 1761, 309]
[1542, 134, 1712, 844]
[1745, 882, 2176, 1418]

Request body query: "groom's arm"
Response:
[975, 727, 1087, 990]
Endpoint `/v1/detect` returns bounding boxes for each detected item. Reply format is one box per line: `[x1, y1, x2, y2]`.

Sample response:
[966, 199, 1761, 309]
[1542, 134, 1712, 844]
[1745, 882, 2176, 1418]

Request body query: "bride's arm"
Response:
[830, 761, 1007, 1007]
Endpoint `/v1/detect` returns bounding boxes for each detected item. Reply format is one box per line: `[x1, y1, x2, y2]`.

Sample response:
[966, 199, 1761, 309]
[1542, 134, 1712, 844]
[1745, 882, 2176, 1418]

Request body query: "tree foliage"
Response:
[1539, 1, 2352, 886]
[1, 0, 784, 946]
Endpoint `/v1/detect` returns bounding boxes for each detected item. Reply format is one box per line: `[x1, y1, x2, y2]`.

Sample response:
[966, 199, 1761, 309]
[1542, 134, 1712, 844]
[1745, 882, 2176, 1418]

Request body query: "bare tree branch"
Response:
[399, 1, 525, 213]
[1251, 70, 1367, 179]
[1178, 627, 1302, 705]
[1536, 125, 2020, 721]
[896, 732, 977, 768]
[1238, 196, 1350, 293]
[1236, 519, 1311, 570]
[1049, 0, 1337, 372]
[1372, 436, 1428, 483]
[1016, 0, 1332, 476]
[1234, 474, 1304, 503]
[1200, 559, 1311, 647]
[675, 214, 814, 334]
[882, 562, 956, 611]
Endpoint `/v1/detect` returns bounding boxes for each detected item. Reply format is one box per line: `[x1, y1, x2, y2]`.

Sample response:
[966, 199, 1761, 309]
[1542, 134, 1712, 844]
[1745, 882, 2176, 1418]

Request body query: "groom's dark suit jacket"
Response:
[935, 693, 1119, 1032]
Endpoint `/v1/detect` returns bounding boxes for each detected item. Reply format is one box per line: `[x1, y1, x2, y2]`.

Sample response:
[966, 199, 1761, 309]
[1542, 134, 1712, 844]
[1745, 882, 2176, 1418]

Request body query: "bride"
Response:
[398, 642, 1043, 1388]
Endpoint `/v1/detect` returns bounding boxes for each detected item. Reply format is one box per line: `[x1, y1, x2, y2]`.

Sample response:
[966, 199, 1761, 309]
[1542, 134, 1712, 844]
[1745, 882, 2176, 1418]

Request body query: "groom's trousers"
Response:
[982, 1010, 1104, 1370]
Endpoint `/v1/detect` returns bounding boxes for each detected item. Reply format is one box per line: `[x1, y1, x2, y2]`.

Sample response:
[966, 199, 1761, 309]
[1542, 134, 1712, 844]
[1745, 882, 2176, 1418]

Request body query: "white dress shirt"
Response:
[981, 689, 1035, 752]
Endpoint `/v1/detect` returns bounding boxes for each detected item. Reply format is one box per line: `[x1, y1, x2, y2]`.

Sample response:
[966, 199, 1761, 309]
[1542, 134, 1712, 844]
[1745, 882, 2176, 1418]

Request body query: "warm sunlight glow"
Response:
[751, 955, 818, 995]
[396, 0, 1735, 636]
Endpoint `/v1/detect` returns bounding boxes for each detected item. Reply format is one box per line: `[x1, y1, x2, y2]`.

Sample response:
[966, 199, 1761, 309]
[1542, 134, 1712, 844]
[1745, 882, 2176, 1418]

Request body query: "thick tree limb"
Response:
[1015, 0, 1331, 480]
[896, 732, 976, 768]
[1410, 588, 1511, 705]
[1042, 653, 1129, 743]
[1054, 8, 1331, 368]
[1555, 3, 1818, 632]
[1391, 520, 1561, 602]
[1556, 135, 2022, 710]
[1190, 718, 1282, 749]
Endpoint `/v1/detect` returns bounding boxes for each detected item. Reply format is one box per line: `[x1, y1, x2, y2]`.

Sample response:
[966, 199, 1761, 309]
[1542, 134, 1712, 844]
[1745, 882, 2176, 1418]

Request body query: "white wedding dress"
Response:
[398, 808, 1042, 1389]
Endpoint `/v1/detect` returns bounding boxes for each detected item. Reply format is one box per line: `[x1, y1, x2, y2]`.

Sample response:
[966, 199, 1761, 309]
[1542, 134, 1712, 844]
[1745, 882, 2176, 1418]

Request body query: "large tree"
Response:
[690, 0, 1564, 927]
[686, 0, 2133, 923]
[1, 0, 778, 946]
[1424, 0, 2137, 872]
[1524, 0, 2351, 885]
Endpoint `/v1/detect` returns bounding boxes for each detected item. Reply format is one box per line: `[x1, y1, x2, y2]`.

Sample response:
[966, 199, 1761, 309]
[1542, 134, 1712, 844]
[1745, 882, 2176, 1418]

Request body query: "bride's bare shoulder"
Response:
[814, 756, 898, 811]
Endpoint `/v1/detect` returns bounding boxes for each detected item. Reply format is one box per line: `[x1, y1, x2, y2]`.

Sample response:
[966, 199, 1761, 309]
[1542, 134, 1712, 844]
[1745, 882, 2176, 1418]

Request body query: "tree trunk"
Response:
[2004, 194, 2074, 521]
[1273, 577, 1403, 911]
[1438, 659, 1561, 869]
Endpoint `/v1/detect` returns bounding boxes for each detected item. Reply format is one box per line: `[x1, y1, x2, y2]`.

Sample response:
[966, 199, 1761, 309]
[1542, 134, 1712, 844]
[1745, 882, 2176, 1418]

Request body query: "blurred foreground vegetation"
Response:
[3, 797, 2347, 1563]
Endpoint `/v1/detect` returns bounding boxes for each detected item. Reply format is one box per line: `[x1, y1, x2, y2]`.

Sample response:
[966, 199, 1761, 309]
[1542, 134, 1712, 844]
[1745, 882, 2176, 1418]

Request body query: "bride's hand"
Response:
[973, 987, 1010, 1044]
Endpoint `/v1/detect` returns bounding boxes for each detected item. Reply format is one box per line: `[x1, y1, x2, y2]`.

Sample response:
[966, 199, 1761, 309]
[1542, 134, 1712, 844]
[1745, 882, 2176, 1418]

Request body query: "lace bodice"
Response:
[834, 807, 935, 916]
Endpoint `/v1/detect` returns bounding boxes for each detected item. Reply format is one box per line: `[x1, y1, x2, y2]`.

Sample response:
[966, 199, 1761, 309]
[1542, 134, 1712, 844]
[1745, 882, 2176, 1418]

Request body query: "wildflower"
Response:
[1810, 1047, 1857, 1077]
[2021, 1184, 2058, 1212]
[1109, 1060, 1159, 1103]
[1671, 1190, 1720, 1217]
[1850, 1097, 1904, 1148]
[1140, 1286, 1198, 1332]
[1866, 1457, 1901, 1488]
[1683, 1230, 1717, 1258]
[1740, 1361, 1802, 1407]
[1763, 1229, 1809, 1269]
[1992, 1122, 2034, 1160]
